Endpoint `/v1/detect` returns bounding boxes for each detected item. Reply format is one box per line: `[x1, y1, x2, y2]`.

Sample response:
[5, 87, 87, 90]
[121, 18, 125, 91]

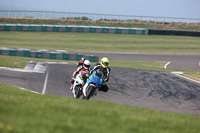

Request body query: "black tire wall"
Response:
[148, 29, 200, 37]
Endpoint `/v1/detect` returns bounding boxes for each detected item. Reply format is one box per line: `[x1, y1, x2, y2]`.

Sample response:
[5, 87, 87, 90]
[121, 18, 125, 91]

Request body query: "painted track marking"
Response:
[42, 67, 49, 95]
[171, 72, 200, 84]
[164, 62, 171, 69]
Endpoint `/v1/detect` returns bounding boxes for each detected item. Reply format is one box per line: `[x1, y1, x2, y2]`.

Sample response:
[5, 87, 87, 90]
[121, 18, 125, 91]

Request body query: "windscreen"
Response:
[94, 69, 103, 78]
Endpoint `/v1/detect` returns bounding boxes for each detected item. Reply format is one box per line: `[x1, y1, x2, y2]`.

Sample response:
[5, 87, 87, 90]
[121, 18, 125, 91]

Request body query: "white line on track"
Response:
[20, 87, 41, 94]
[0, 67, 45, 73]
[171, 72, 200, 84]
[42, 67, 49, 95]
[164, 62, 171, 69]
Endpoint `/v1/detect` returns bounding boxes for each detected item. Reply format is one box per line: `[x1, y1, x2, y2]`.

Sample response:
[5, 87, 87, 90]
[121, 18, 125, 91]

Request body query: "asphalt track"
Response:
[75, 52, 200, 71]
[0, 62, 200, 116]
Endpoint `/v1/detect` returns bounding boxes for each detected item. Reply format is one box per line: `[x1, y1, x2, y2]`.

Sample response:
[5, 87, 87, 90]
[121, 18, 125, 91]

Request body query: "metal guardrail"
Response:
[0, 10, 200, 26]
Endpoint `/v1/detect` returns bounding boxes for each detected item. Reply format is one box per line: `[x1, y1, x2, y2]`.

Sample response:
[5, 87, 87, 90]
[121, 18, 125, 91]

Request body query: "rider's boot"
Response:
[72, 89, 76, 97]
[70, 80, 74, 90]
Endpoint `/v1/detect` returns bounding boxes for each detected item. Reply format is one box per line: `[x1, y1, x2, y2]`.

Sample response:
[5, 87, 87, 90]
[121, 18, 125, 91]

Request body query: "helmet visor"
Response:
[84, 64, 90, 69]
[103, 62, 109, 67]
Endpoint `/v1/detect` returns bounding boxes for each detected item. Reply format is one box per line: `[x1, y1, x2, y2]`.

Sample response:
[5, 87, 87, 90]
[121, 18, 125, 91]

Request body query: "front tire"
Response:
[85, 85, 96, 100]
[75, 85, 82, 98]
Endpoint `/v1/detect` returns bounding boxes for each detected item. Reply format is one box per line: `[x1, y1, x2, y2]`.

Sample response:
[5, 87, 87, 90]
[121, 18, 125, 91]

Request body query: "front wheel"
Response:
[85, 85, 96, 100]
[75, 85, 82, 98]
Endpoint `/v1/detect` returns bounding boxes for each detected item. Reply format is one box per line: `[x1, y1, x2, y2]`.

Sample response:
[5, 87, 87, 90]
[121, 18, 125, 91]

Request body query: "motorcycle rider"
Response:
[89, 57, 110, 92]
[70, 57, 85, 85]
[77, 57, 85, 68]
[70, 59, 91, 90]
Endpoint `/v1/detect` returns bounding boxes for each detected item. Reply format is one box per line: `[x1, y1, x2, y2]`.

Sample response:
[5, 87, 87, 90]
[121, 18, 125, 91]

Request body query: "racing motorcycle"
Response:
[82, 69, 103, 100]
[71, 70, 89, 98]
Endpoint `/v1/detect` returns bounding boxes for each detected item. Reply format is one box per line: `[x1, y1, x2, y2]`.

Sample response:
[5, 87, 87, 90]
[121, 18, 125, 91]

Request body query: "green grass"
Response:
[0, 32, 200, 53]
[0, 83, 200, 133]
[0, 31, 200, 132]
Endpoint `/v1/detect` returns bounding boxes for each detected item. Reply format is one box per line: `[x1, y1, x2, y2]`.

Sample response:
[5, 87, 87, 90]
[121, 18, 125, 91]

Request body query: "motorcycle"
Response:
[71, 70, 89, 98]
[83, 69, 103, 100]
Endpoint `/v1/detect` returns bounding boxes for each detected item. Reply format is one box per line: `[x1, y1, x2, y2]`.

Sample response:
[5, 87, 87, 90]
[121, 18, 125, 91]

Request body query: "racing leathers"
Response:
[71, 66, 89, 84]
[77, 57, 85, 68]
[89, 63, 111, 92]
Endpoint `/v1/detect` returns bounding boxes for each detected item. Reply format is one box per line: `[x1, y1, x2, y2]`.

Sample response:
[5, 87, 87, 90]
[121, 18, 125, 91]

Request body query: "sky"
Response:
[0, 0, 200, 19]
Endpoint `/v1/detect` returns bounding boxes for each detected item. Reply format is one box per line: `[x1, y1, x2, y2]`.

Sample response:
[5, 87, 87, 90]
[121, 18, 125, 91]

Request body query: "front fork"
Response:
[83, 83, 97, 97]
[83, 83, 88, 96]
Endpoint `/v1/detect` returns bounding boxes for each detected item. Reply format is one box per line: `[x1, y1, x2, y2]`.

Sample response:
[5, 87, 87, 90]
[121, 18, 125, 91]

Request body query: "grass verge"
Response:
[0, 31, 200, 53]
[0, 83, 200, 133]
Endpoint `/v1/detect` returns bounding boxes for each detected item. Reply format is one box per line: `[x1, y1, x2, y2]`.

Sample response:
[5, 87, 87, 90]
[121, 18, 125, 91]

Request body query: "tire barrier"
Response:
[0, 47, 99, 62]
[0, 24, 148, 35]
[148, 29, 200, 37]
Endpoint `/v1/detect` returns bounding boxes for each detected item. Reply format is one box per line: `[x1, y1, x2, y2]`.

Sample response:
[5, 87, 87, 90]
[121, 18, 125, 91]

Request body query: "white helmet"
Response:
[83, 60, 90, 70]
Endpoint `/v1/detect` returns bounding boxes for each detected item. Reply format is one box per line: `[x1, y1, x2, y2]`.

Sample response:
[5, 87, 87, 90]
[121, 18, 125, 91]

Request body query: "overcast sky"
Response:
[0, 0, 199, 18]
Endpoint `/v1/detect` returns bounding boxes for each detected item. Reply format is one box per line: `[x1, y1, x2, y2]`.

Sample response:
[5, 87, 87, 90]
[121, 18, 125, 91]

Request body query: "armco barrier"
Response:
[0, 47, 99, 62]
[0, 24, 148, 35]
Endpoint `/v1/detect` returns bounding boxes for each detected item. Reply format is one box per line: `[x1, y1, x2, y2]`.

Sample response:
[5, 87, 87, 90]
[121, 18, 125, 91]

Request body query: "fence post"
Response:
[95, 14, 97, 21]
[29, 11, 31, 18]
[73, 13, 75, 21]
[50, 12, 52, 19]
[65, 12, 67, 20]
[170, 18, 172, 25]
[196, 19, 198, 26]
[139, 16, 142, 24]
[118, 16, 120, 23]
[155, 17, 157, 24]
[36, 12, 38, 18]
[103, 15, 104, 22]
[43, 11, 45, 19]
[162, 17, 165, 25]
[22, 11, 24, 18]
[88, 14, 90, 21]
[132, 16, 134, 23]
[1, 11, 2, 17]
[110, 15, 112, 22]
[79, 14, 81, 21]
[58, 12, 60, 19]
[8, 10, 10, 17]
[15, 11, 18, 18]
[187, 18, 189, 25]
[147, 16, 149, 24]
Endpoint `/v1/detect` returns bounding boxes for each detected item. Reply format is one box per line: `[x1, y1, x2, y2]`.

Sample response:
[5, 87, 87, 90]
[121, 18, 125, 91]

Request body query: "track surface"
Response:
[76, 52, 200, 71]
[0, 63, 200, 116]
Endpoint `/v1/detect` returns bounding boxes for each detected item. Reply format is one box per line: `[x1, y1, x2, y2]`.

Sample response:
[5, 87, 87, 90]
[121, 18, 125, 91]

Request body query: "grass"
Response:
[0, 31, 200, 132]
[0, 83, 200, 133]
[0, 32, 200, 53]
